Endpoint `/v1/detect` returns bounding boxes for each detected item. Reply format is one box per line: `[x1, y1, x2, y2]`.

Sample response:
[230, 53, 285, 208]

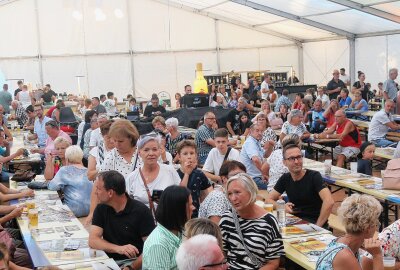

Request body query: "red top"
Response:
[325, 111, 335, 128]
[335, 119, 361, 148]
[46, 106, 56, 118]
[292, 102, 301, 110]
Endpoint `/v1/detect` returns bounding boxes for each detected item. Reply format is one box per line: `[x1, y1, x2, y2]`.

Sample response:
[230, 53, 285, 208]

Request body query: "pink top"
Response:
[44, 130, 72, 154]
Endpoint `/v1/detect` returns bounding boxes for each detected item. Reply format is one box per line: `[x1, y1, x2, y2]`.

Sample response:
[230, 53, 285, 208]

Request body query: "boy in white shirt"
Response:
[102, 91, 118, 116]
[202, 128, 240, 183]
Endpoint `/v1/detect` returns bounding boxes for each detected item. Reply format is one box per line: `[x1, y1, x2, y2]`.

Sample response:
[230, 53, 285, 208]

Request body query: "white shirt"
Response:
[340, 74, 350, 85]
[89, 146, 113, 170]
[316, 94, 330, 110]
[261, 81, 269, 99]
[77, 122, 85, 146]
[126, 164, 181, 208]
[103, 99, 117, 115]
[203, 147, 241, 177]
[100, 148, 141, 179]
[89, 128, 102, 148]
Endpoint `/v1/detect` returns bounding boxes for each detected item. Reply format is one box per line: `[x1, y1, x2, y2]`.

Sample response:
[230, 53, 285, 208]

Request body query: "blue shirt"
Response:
[240, 136, 264, 178]
[354, 99, 368, 111]
[48, 165, 93, 217]
[34, 116, 51, 147]
[339, 96, 352, 107]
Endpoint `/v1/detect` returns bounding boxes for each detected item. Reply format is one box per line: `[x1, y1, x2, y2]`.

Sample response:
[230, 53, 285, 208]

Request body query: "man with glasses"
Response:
[327, 69, 346, 99]
[267, 143, 334, 227]
[28, 104, 51, 148]
[195, 112, 216, 165]
[315, 109, 361, 168]
[176, 234, 227, 270]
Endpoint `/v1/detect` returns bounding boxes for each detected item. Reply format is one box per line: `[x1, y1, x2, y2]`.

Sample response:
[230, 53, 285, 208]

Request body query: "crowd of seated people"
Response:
[2, 68, 400, 270]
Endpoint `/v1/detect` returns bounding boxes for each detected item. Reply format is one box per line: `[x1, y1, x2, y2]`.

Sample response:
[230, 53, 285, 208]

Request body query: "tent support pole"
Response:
[297, 44, 304, 84]
[126, 0, 136, 97]
[349, 38, 356, 87]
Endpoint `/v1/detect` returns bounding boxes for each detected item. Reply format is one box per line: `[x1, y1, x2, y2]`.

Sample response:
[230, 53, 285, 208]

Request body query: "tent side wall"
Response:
[0, 0, 299, 100]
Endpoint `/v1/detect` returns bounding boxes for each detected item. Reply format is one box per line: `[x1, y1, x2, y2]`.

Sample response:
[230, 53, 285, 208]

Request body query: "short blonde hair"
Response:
[54, 137, 71, 148]
[184, 218, 223, 249]
[65, 145, 83, 164]
[226, 173, 258, 206]
[108, 119, 139, 147]
[152, 116, 166, 127]
[338, 194, 382, 234]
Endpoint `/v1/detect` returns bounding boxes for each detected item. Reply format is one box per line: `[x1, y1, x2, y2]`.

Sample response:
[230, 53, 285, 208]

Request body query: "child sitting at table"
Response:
[129, 97, 140, 112]
[357, 141, 375, 175]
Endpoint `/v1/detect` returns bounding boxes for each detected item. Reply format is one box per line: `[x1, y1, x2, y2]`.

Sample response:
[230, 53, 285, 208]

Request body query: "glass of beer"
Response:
[240, 136, 246, 145]
[264, 203, 274, 213]
[383, 257, 395, 270]
[28, 209, 38, 227]
[26, 200, 35, 210]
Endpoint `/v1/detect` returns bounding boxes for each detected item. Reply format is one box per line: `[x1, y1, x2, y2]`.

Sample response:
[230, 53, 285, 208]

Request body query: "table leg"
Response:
[383, 201, 389, 228]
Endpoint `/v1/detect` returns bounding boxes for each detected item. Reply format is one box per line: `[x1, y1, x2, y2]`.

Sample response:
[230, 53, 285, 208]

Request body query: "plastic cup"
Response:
[264, 203, 274, 213]
[240, 136, 246, 145]
[28, 209, 38, 227]
[324, 159, 332, 175]
[350, 162, 358, 174]
[383, 257, 395, 270]
[26, 200, 35, 210]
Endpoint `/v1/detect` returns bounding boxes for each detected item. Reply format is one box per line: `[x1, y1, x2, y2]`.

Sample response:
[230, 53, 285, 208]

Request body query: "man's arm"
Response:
[383, 91, 390, 101]
[89, 225, 138, 258]
[226, 122, 235, 136]
[386, 121, 400, 130]
[205, 138, 215, 147]
[265, 189, 281, 208]
[251, 156, 263, 172]
[203, 170, 221, 183]
[316, 188, 334, 227]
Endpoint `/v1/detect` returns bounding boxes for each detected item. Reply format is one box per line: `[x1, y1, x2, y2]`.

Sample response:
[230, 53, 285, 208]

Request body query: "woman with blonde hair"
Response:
[184, 218, 223, 249]
[219, 173, 284, 269]
[44, 137, 71, 180]
[316, 194, 383, 269]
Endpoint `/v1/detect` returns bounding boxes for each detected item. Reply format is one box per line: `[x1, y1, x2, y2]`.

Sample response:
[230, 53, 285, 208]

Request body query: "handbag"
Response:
[382, 158, 400, 190]
[231, 208, 263, 268]
[139, 168, 157, 222]
[11, 170, 36, 182]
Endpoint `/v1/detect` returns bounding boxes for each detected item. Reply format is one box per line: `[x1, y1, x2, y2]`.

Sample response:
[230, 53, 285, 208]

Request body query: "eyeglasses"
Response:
[202, 258, 227, 268]
[284, 155, 303, 162]
[334, 115, 345, 118]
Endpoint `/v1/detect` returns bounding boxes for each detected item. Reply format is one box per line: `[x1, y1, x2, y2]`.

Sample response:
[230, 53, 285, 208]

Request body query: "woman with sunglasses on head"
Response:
[266, 143, 334, 227]
[44, 137, 71, 180]
[125, 136, 181, 211]
[219, 173, 284, 270]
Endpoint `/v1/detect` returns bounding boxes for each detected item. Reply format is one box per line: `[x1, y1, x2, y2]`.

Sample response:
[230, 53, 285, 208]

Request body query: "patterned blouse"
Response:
[165, 132, 190, 158]
[316, 239, 361, 270]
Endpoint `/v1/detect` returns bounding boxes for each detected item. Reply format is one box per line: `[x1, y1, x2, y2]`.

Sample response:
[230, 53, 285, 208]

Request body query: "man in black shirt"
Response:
[179, 85, 192, 108]
[266, 144, 334, 227]
[143, 97, 166, 117]
[89, 171, 155, 268]
[14, 80, 23, 98]
[327, 69, 346, 100]
[226, 97, 249, 136]
[41, 84, 57, 104]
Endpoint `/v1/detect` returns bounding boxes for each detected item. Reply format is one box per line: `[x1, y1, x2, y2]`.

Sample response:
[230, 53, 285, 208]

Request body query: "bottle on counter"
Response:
[276, 198, 286, 227]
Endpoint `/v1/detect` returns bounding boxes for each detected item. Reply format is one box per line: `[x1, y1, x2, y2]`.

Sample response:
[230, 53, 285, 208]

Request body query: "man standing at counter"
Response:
[327, 69, 346, 100]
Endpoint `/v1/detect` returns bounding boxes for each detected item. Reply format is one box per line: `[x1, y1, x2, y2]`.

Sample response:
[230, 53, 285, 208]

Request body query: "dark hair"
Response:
[358, 71, 365, 78]
[130, 97, 137, 103]
[176, 139, 197, 154]
[184, 85, 191, 90]
[98, 170, 126, 195]
[107, 92, 114, 98]
[45, 120, 59, 129]
[92, 97, 100, 102]
[17, 80, 23, 85]
[341, 88, 349, 95]
[378, 82, 383, 86]
[25, 105, 34, 113]
[269, 85, 274, 90]
[127, 94, 133, 99]
[84, 110, 97, 123]
[155, 185, 191, 231]
[282, 143, 301, 159]
[340, 68, 345, 71]
[100, 94, 106, 100]
[282, 89, 289, 96]
[296, 93, 304, 99]
[219, 160, 246, 177]
[358, 141, 374, 159]
[214, 128, 228, 138]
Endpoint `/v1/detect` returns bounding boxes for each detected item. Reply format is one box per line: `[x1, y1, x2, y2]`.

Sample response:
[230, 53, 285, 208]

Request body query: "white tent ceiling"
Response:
[165, 0, 400, 42]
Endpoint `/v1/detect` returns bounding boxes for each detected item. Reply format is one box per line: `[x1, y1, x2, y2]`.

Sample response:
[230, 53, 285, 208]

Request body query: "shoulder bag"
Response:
[139, 168, 157, 222]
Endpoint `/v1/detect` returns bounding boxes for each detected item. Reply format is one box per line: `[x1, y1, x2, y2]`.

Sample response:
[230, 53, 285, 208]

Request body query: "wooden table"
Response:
[303, 158, 400, 228]
[374, 147, 395, 160]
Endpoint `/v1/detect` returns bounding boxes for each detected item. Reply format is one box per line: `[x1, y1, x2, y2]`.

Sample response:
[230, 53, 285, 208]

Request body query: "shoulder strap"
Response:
[223, 147, 232, 162]
[139, 168, 157, 222]
[231, 209, 263, 268]
[315, 245, 345, 269]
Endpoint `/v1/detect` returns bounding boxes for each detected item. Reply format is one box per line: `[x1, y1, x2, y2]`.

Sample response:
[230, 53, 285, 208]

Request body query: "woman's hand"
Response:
[45, 153, 55, 164]
[364, 238, 382, 257]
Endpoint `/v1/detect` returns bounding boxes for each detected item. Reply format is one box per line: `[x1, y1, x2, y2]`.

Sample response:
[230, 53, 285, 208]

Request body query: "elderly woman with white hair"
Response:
[47, 145, 93, 217]
[219, 173, 284, 269]
[125, 136, 181, 211]
[165, 117, 190, 160]
[279, 109, 310, 142]
[317, 194, 383, 270]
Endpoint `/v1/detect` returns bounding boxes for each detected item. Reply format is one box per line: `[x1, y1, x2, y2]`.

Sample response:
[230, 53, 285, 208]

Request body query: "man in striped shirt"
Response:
[195, 111, 216, 165]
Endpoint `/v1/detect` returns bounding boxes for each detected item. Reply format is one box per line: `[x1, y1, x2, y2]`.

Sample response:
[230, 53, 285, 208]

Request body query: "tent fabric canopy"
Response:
[167, 0, 400, 42]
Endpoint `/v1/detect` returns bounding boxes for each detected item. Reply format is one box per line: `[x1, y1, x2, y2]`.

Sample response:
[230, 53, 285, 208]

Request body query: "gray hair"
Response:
[137, 135, 161, 150]
[165, 117, 179, 128]
[176, 234, 219, 270]
[289, 109, 303, 118]
[226, 173, 258, 206]
[97, 114, 109, 121]
[65, 145, 83, 164]
[389, 68, 398, 74]
[238, 97, 247, 103]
